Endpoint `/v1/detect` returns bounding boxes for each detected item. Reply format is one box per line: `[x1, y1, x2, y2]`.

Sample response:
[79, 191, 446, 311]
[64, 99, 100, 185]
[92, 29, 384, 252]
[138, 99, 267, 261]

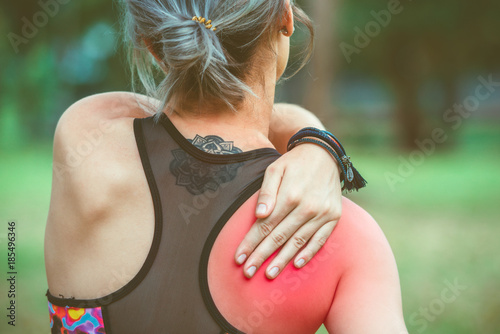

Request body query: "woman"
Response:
[44, 0, 407, 333]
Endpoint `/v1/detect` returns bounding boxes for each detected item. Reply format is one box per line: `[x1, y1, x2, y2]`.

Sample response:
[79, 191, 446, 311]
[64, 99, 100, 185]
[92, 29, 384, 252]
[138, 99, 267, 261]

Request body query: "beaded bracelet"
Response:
[287, 128, 367, 192]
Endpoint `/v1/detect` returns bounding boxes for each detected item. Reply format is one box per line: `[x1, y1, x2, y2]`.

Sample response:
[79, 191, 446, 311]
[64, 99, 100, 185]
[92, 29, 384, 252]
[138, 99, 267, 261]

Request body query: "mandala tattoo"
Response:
[170, 135, 244, 195]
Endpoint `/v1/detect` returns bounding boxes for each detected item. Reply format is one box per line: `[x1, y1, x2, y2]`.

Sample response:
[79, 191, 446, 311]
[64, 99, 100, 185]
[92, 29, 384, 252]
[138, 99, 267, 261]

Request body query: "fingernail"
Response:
[295, 258, 305, 268]
[268, 267, 280, 279]
[256, 204, 267, 216]
[247, 266, 257, 277]
[236, 254, 247, 265]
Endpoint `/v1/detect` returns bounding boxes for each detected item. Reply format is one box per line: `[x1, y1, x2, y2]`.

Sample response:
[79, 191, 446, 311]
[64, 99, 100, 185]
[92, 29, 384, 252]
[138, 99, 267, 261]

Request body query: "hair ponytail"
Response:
[121, 0, 314, 117]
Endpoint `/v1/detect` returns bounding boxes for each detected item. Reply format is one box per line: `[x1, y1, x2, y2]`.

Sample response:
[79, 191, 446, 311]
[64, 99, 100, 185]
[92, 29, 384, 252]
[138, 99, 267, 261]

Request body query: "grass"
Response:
[1, 122, 499, 333]
[0, 143, 53, 334]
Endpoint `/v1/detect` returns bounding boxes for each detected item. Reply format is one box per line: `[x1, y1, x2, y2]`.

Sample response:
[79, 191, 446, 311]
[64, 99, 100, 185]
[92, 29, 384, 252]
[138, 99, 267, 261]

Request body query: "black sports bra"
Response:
[46, 113, 281, 333]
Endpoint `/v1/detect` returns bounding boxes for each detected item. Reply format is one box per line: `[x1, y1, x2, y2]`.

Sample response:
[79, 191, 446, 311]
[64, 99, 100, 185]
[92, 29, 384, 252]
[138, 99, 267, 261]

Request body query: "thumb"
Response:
[256, 165, 283, 218]
[256, 193, 275, 218]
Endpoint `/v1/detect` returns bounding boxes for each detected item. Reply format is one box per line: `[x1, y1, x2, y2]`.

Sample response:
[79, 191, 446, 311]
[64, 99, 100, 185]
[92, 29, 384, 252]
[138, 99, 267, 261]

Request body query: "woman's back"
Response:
[45, 93, 405, 334]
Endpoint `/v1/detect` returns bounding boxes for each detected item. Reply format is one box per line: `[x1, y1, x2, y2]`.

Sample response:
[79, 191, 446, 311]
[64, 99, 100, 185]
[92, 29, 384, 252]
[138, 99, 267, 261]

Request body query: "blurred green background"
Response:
[1, 0, 499, 333]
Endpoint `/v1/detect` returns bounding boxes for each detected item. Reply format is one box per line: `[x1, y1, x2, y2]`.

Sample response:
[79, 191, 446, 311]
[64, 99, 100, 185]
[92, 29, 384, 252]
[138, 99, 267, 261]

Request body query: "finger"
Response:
[242, 207, 315, 278]
[293, 220, 338, 269]
[234, 204, 292, 267]
[255, 163, 284, 218]
[235, 181, 297, 266]
[263, 219, 322, 279]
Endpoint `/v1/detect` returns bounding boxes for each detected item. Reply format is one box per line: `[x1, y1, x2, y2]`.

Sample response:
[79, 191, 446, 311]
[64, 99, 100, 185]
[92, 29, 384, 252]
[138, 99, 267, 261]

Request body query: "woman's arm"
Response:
[268, 103, 326, 154]
[235, 103, 344, 279]
[323, 203, 408, 333]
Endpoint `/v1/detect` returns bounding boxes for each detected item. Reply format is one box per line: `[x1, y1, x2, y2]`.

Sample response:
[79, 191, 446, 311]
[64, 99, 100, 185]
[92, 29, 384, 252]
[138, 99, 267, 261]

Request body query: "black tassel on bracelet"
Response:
[340, 155, 367, 192]
[287, 128, 367, 192]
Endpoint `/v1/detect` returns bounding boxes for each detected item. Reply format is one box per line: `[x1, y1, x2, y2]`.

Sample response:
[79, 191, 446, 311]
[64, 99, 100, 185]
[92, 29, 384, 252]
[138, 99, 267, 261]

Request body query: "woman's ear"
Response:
[143, 38, 164, 65]
[280, 0, 294, 37]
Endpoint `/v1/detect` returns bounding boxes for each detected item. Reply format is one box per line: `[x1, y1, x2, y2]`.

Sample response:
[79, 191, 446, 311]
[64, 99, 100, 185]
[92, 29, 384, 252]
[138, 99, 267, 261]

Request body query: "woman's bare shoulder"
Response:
[322, 197, 406, 333]
[59, 92, 155, 125]
[332, 197, 394, 261]
[50, 92, 155, 223]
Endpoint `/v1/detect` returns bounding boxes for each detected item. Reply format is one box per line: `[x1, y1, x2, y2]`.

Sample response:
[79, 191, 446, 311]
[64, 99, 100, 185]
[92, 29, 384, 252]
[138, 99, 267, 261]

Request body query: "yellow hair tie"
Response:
[192, 16, 217, 31]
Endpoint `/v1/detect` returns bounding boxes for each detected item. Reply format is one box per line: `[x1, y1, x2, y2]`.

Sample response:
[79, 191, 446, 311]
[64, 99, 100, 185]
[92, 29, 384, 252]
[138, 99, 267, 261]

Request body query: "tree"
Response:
[302, 0, 340, 123]
[335, 0, 500, 149]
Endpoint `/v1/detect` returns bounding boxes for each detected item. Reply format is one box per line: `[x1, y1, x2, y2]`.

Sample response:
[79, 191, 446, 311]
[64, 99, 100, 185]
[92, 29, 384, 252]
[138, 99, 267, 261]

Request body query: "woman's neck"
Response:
[167, 69, 278, 152]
